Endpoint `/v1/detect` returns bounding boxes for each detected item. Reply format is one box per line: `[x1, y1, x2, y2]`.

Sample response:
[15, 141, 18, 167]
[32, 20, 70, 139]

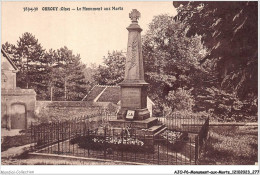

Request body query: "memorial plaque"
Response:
[121, 87, 141, 108]
[126, 110, 135, 120]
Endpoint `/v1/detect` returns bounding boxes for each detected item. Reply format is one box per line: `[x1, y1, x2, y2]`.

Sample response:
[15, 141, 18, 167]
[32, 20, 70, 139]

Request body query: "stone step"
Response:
[109, 117, 159, 129]
[147, 124, 165, 133]
[153, 126, 167, 137]
[136, 124, 166, 136]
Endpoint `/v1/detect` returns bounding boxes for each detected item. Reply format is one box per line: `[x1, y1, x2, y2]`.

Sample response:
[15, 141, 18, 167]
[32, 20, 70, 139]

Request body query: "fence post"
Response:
[61, 121, 64, 155]
[143, 134, 145, 163]
[57, 121, 60, 154]
[190, 138, 192, 165]
[195, 136, 199, 165]
[88, 129, 90, 157]
[43, 124, 46, 150]
[30, 122, 32, 151]
[135, 130, 137, 162]
[104, 127, 107, 159]
[69, 120, 71, 154]
[121, 128, 123, 161]
[31, 122, 34, 151]
[166, 130, 168, 165]
[157, 134, 160, 165]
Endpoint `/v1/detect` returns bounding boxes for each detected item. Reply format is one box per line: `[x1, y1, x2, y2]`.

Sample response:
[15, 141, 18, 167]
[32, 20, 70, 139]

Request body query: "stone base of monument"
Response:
[109, 117, 167, 137]
[117, 108, 150, 120]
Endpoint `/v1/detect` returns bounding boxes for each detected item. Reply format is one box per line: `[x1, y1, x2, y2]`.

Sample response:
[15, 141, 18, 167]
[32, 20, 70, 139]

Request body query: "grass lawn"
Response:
[1, 134, 30, 152]
[1, 157, 127, 165]
[199, 125, 258, 165]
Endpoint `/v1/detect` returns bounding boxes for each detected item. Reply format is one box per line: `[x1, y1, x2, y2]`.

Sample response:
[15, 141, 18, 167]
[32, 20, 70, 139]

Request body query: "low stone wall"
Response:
[35, 101, 118, 123]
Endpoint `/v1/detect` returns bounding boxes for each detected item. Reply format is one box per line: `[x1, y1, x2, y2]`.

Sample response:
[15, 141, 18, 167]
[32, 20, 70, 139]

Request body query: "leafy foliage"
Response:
[2, 33, 88, 101]
[43, 46, 88, 101]
[93, 51, 125, 85]
[142, 15, 207, 114]
[166, 88, 195, 112]
[3, 33, 46, 95]
[196, 87, 257, 122]
[83, 63, 98, 88]
[173, 1, 258, 100]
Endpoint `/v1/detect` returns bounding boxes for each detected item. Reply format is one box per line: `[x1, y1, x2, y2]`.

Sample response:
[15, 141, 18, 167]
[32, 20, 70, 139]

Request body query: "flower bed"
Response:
[159, 130, 188, 151]
[70, 134, 154, 153]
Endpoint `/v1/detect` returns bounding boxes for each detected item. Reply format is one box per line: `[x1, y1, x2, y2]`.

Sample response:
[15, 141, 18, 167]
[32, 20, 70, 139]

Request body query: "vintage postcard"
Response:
[1, 1, 258, 174]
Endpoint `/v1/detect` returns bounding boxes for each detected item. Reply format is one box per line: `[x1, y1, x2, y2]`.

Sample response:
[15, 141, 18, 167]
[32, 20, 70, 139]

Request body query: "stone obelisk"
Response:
[117, 9, 150, 120]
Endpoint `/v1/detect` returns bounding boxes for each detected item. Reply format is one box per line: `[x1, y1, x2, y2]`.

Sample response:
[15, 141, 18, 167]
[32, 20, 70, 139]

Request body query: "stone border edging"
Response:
[28, 152, 147, 165]
[182, 122, 258, 126]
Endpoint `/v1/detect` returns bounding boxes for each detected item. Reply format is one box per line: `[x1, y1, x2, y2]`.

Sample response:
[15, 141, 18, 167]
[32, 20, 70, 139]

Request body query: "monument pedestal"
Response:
[109, 117, 167, 136]
[117, 81, 150, 120]
[117, 108, 150, 120]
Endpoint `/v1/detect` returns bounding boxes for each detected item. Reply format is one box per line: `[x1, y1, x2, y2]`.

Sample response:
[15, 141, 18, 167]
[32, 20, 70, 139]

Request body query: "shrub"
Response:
[166, 88, 195, 112]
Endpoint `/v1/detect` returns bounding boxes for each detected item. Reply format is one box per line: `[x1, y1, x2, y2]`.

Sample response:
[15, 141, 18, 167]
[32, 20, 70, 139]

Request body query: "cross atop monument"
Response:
[129, 9, 141, 23]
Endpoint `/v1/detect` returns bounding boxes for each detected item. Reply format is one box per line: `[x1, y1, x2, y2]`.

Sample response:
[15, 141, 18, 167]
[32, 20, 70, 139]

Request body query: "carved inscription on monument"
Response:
[121, 88, 141, 108]
[127, 33, 138, 72]
[126, 32, 139, 80]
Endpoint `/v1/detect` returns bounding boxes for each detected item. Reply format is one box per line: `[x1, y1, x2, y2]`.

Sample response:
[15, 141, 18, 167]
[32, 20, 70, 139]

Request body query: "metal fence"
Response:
[157, 113, 208, 133]
[157, 114, 209, 164]
[195, 117, 209, 164]
[29, 114, 209, 165]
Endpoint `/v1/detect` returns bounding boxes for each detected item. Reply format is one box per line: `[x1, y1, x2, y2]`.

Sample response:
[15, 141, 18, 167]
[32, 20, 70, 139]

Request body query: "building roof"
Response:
[1, 48, 18, 71]
[82, 85, 154, 105]
[82, 85, 120, 103]
[98, 86, 120, 104]
[83, 85, 106, 102]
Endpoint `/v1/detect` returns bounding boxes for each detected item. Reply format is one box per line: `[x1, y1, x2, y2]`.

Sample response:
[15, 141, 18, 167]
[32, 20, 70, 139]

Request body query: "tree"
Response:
[3, 36, 89, 101]
[66, 54, 89, 100]
[83, 63, 98, 88]
[2, 33, 48, 99]
[15, 32, 46, 91]
[50, 46, 88, 101]
[142, 15, 208, 113]
[173, 1, 258, 100]
[93, 51, 126, 85]
[41, 49, 58, 100]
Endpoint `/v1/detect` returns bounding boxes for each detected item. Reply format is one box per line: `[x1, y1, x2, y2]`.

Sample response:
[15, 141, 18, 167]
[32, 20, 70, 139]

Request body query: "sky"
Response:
[2, 1, 177, 66]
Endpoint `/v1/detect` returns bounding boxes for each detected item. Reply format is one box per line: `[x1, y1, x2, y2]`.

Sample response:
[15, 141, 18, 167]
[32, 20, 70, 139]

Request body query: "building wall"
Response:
[1, 52, 17, 90]
[1, 71, 16, 90]
[1, 89, 36, 129]
[1, 51, 36, 130]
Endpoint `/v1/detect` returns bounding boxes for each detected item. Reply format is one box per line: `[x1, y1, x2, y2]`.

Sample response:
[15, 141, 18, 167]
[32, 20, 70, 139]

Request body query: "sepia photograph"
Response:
[1, 0, 258, 174]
